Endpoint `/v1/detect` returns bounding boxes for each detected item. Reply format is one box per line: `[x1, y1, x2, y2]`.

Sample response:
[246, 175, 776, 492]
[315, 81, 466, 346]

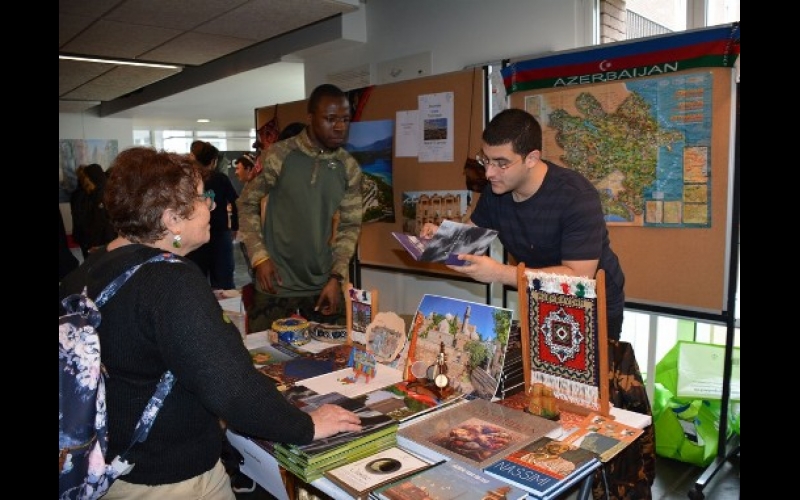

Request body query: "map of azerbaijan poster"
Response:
[525, 71, 714, 228]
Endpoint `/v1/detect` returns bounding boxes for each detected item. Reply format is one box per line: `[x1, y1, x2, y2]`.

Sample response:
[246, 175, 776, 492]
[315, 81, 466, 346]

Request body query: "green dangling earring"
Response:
[172, 234, 182, 248]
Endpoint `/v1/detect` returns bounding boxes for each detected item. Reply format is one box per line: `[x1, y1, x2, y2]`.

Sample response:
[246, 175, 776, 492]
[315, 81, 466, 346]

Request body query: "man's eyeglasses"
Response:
[198, 189, 216, 210]
[475, 153, 522, 170]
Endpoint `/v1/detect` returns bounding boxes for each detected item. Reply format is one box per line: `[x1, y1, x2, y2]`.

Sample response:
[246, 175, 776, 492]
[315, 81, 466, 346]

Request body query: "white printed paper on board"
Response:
[418, 92, 454, 162]
[395, 110, 420, 157]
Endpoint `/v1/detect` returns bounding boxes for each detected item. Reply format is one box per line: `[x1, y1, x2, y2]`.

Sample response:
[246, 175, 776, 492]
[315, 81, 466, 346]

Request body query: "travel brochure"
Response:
[392, 220, 498, 266]
[361, 381, 464, 423]
[279, 391, 398, 457]
[403, 294, 514, 402]
[247, 344, 295, 367]
[563, 412, 644, 462]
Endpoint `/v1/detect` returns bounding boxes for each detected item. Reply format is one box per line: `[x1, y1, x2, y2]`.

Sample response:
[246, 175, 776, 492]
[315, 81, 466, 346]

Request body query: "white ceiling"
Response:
[110, 61, 307, 131]
[59, 0, 361, 131]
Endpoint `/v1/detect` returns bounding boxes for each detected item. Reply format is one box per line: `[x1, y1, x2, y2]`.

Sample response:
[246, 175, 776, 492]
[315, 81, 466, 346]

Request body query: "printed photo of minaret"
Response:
[410, 295, 513, 400]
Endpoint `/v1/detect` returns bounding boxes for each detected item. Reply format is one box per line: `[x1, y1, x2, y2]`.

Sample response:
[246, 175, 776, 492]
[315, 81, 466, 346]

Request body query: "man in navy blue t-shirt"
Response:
[420, 108, 654, 498]
[422, 108, 626, 339]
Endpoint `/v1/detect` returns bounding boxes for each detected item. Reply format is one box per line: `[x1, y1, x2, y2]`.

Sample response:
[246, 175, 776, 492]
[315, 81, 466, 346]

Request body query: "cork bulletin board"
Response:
[508, 67, 737, 314]
[255, 68, 485, 279]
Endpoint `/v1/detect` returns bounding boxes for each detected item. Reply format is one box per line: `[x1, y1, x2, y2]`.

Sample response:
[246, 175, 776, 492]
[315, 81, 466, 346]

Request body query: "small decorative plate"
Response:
[364, 312, 407, 364]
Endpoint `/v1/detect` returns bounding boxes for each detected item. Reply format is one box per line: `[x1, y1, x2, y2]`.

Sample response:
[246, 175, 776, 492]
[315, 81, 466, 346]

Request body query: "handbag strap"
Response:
[95, 252, 181, 307]
[119, 371, 176, 459]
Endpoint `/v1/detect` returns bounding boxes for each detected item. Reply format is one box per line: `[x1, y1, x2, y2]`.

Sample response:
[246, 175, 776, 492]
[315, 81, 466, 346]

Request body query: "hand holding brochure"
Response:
[392, 220, 498, 266]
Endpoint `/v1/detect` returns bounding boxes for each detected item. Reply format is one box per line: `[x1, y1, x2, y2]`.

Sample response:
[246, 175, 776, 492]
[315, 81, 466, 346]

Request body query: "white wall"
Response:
[304, 0, 593, 89]
[59, 111, 135, 149]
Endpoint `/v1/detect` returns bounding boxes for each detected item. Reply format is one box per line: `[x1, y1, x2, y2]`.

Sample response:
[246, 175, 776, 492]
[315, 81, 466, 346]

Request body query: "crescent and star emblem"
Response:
[599, 60, 612, 71]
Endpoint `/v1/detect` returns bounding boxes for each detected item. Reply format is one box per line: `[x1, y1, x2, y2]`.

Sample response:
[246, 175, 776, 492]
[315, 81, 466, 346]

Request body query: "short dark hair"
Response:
[194, 142, 219, 167]
[307, 84, 348, 114]
[482, 108, 543, 156]
[235, 154, 255, 170]
[190, 140, 205, 158]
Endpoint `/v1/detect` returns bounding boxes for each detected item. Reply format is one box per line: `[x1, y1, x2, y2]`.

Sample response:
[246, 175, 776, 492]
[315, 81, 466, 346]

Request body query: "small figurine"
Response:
[527, 382, 560, 420]
[347, 346, 377, 383]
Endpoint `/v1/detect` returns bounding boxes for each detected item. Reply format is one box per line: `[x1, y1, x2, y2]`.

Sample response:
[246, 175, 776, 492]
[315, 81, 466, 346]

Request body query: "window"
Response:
[617, 0, 739, 43]
[131, 130, 257, 154]
[133, 130, 152, 146]
[160, 131, 195, 154]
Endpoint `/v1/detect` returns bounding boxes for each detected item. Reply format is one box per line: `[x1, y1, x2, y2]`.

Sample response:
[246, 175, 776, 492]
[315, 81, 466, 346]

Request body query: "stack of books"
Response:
[494, 321, 525, 400]
[269, 389, 400, 482]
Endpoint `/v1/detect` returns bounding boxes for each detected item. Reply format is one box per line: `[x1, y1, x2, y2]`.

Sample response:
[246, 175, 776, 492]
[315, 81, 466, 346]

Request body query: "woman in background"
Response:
[186, 142, 240, 290]
[59, 147, 362, 499]
[70, 163, 116, 257]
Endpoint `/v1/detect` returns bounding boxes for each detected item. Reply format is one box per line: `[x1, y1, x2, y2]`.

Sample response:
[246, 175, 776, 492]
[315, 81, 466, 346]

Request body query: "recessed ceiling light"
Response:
[197, 119, 210, 123]
[59, 54, 181, 69]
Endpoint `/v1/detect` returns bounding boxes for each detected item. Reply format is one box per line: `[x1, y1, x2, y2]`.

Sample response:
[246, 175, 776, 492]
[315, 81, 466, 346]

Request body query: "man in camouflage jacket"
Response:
[237, 84, 363, 333]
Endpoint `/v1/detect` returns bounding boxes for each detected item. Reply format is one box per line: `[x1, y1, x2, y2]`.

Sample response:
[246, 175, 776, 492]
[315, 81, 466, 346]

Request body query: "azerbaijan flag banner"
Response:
[502, 23, 740, 94]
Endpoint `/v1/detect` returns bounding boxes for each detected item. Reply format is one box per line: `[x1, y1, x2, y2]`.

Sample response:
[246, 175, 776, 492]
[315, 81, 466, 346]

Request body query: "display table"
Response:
[227, 427, 600, 500]
[230, 333, 649, 500]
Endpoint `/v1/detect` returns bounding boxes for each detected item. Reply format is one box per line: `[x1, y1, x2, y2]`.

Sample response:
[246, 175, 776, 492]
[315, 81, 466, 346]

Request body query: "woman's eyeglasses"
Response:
[198, 189, 216, 210]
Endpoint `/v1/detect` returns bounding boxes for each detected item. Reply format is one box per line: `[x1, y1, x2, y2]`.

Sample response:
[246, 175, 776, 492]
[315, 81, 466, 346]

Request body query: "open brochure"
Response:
[392, 220, 498, 266]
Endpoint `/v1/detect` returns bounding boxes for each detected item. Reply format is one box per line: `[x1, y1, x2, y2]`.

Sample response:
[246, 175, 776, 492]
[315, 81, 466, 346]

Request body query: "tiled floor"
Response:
[231, 251, 740, 500]
[654, 446, 740, 499]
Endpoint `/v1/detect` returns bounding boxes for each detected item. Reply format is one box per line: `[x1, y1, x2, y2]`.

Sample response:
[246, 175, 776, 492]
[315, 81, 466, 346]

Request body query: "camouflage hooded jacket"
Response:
[237, 129, 363, 296]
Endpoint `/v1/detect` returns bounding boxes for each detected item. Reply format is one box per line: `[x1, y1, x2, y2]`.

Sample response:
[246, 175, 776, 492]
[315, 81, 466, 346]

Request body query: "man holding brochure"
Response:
[420, 108, 654, 499]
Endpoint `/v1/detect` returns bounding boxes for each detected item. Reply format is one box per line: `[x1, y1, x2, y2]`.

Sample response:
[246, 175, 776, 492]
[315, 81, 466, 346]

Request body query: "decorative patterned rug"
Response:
[525, 272, 601, 410]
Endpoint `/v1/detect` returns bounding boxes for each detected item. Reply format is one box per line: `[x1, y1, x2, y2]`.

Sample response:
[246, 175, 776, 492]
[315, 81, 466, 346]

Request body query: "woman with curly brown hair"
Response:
[59, 147, 362, 499]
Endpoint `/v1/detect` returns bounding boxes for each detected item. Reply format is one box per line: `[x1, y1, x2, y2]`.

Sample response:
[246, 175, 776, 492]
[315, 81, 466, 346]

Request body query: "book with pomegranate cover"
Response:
[397, 397, 559, 470]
